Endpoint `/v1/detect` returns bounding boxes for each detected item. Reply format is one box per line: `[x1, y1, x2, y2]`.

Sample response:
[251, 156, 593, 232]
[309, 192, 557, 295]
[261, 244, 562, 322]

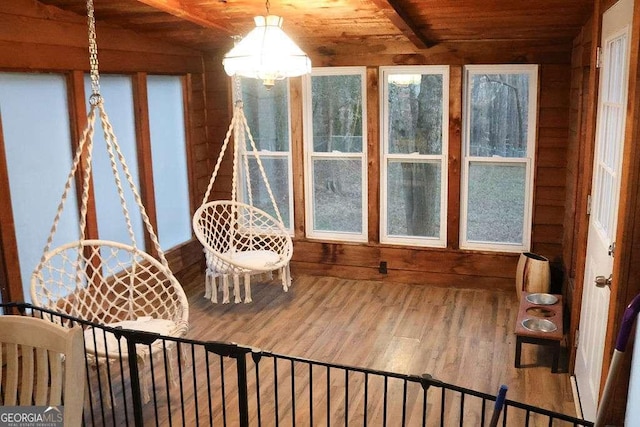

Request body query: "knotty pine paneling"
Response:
[290, 52, 572, 289]
[200, 52, 232, 204]
[0, 0, 207, 300]
[536, 186, 566, 207]
[0, 1, 201, 73]
[2, 0, 577, 293]
[447, 66, 463, 249]
[289, 77, 306, 240]
[538, 147, 568, 167]
[536, 165, 569, 260]
[310, 39, 574, 67]
[289, 243, 522, 291]
[564, 23, 592, 293]
[366, 66, 381, 244]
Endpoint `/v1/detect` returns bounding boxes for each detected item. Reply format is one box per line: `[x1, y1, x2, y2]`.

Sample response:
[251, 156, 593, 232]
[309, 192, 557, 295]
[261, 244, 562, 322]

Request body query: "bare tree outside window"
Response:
[381, 67, 448, 246]
[469, 74, 529, 158]
[462, 66, 537, 251]
[238, 77, 293, 229]
[304, 68, 367, 241]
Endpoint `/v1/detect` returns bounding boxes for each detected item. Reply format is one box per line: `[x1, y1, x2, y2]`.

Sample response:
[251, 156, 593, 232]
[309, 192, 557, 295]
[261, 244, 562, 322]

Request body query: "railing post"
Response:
[236, 352, 250, 427]
[125, 337, 144, 427]
[205, 342, 252, 427]
[119, 329, 161, 427]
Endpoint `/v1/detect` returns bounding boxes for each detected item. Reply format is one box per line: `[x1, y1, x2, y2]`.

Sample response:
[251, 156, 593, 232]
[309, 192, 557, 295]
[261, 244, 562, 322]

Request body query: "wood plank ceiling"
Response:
[36, 0, 594, 55]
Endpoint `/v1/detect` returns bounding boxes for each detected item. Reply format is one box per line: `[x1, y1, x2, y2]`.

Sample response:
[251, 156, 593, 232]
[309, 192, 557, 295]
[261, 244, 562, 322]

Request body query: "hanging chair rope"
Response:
[35, 0, 169, 274]
[237, 104, 285, 226]
[32, 0, 185, 328]
[199, 101, 285, 227]
[200, 107, 238, 206]
[34, 92, 170, 278]
[193, 77, 293, 302]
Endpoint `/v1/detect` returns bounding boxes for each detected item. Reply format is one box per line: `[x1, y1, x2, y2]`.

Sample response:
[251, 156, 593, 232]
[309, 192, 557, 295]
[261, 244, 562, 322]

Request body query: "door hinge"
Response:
[608, 242, 616, 257]
[587, 194, 592, 215]
[596, 46, 602, 69]
[574, 329, 579, 348]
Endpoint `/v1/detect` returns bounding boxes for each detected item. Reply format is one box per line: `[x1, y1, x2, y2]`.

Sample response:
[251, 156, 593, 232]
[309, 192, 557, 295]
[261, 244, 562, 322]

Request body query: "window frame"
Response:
[379, 65, 450, 248]
[233, 77, 295, 234]
[460, 64, 539, 252]
[302, 66, 368, 242]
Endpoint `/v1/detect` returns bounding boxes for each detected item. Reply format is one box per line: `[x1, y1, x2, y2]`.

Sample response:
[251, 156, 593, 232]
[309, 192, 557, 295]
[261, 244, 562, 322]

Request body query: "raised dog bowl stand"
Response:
[514, 292, 563, 373]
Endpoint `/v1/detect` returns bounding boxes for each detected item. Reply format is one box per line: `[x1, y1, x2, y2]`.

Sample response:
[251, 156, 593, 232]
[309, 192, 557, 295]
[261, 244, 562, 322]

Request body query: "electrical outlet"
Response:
[379, 261, 388, 274]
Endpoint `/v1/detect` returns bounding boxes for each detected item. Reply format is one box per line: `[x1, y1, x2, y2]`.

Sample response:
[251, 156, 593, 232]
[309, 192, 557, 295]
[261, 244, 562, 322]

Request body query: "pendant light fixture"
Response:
[222, 0, 311, 88]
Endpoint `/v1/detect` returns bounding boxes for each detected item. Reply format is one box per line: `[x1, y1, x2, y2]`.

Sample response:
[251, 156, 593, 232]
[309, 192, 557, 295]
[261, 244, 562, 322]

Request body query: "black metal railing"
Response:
[0, 302, 593, 427]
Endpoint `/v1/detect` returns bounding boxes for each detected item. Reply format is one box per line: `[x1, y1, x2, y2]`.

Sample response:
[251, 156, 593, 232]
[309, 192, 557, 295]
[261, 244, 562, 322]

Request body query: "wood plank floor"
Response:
[181, 272, 577, 418]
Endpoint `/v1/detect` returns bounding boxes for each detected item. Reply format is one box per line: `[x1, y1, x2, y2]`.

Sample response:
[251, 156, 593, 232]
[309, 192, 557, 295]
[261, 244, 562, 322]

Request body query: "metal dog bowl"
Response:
[526, 293, 558, 305]
[521, 318, 557, 333]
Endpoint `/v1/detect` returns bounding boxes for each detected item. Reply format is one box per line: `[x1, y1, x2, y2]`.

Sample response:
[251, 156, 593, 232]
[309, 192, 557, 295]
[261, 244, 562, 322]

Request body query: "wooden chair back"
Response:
[0, 315, 85, 426]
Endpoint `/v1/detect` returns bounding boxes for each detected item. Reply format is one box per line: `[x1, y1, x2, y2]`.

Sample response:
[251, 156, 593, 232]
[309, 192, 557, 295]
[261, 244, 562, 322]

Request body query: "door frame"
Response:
[569, 0, 640, 423]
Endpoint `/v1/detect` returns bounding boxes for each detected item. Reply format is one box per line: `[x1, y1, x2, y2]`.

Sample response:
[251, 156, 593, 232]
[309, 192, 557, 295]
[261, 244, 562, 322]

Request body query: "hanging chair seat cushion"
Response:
[194, 201, 293, 272]
[83, 317, 178, 359]
[223, 249, 281, 271]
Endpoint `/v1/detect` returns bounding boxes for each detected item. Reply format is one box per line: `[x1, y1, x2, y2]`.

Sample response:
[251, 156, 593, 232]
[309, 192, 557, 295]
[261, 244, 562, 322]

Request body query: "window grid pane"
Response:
[304, 68, 367, 241]
[466, 162, 525, 244]
[237, 77, 293, 232]
[380, 66, 448, 247]
[0, 73, 79, 302]
[312, 158, 363, 233]
[148, 75, 191, 251]
[387, 161, 441, 238]
[469, 73, 530, 158]
[242, 78, 290, 152]
[462, 65, 537, 251]
[387, 74, 443, 155]
[311, 74, 363, 153]
[84, 74, 145, 273]
[246, 156, 291, 229]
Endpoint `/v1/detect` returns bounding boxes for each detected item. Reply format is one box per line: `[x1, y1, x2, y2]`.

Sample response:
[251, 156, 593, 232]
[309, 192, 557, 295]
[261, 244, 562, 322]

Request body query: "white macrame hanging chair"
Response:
[193, 89, 293, 304]
[29, 0, 188, 397]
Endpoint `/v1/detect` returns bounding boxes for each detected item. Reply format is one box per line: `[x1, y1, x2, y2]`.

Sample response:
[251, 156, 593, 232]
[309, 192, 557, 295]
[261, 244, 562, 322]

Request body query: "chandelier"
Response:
[222, 3, 311, 88]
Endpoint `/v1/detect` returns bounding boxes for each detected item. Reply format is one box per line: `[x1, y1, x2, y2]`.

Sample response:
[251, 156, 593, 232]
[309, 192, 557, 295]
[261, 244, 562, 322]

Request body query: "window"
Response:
[148, 75, 191, 250]
[303, 67, 367, 242]
[461, 65, 538, 252]
[84, 75, 146, 248]
[235, 77, 294, 231]
[380, 66, 449, 247]
[0, 72, 79, 301]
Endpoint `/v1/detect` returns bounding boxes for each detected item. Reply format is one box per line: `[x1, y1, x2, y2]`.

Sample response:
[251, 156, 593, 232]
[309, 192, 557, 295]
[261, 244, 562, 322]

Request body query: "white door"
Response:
[574, 0, 633, 421]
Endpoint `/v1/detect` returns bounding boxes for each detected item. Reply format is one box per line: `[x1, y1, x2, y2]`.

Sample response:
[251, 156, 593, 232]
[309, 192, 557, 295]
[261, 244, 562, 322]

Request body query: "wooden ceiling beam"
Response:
[369, 0, 436, 49]
[134, 0, 232, 33]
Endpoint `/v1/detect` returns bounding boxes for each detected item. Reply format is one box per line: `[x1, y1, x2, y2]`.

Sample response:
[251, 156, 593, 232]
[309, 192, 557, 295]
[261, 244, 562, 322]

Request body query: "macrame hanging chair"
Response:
[30, 0, 188, 401]
[193, 83, 293, 304]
